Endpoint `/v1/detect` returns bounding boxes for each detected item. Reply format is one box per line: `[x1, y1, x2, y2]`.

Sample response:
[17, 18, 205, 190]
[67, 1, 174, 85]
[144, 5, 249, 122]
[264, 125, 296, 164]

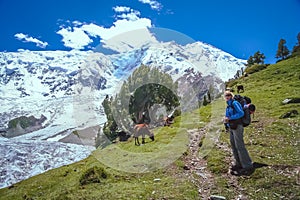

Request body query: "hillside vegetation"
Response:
[0, 56, 299, 200]
[206, 56, 300, 199]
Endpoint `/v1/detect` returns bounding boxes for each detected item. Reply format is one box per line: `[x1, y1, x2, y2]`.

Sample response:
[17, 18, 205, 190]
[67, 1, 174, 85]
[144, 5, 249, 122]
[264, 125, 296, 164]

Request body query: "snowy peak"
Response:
[109, 41, 246, 82]
[0, 41, 245, 99]
[0, 50, 116, 98]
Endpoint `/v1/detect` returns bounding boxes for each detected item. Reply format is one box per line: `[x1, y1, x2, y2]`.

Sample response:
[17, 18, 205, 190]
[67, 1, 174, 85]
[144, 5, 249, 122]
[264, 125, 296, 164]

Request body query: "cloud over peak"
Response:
[56, 6, 153, 50]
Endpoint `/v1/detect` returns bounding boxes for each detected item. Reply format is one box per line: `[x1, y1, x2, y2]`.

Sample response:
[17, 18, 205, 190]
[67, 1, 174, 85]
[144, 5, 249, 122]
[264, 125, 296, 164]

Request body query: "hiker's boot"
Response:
[230, 165, 242, 171]
[231, 166, 255, 176]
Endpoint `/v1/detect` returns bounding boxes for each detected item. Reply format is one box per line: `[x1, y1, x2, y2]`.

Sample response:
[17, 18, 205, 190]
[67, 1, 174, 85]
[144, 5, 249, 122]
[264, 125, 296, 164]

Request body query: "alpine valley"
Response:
[0, 40, 246, 188]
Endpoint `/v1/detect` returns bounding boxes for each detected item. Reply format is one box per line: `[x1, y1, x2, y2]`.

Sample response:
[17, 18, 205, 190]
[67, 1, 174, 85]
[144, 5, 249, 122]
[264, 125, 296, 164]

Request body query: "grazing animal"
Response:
[164, 115, 174, 126]
[237, 85, 244, 93]
[133, 123, 154, 145]
[118, 131, 130, 141]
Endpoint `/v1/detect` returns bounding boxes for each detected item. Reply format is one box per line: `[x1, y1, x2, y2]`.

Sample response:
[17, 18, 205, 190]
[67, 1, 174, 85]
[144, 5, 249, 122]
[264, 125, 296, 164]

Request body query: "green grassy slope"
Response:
[0, 145, 200, 200]
[0, 56, 299, 200]
[206, 56, 300, 199]
[0, 106, 212, 200]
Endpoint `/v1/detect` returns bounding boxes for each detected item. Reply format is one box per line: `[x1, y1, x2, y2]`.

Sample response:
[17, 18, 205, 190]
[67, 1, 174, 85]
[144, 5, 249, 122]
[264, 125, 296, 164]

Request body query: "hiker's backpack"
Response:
[232, 95, 256, 127]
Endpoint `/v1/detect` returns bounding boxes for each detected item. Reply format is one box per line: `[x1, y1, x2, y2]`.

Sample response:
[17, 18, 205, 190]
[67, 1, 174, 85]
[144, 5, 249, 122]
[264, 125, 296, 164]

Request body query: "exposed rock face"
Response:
[3, 115, 47, 138]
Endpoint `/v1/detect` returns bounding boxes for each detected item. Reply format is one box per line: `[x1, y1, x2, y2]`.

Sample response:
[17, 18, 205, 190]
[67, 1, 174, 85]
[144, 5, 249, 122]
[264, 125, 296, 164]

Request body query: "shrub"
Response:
[225, 79, 239, 89]
[245, 64, 267, 74]
[79, 166, 108, 185]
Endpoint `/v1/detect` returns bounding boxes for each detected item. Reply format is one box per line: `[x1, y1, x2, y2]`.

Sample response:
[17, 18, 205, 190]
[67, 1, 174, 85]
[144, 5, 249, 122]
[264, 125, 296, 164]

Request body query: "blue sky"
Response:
[0, 0, 299, 63]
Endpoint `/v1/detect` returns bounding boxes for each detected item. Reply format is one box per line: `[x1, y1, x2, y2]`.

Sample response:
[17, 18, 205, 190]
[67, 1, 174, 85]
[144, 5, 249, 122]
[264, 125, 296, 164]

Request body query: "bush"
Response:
[245, 64, 267, 74]
[79, 166, 108, 185]
[291, 49, 300, 57]
[225, 79, 239, 89]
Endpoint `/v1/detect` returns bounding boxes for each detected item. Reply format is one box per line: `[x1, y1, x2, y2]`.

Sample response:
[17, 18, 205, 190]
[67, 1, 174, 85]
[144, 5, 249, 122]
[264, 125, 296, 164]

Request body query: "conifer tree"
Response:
[253, 51, 265, 64]
[202, 95, 208, 106]
[292, 32, 300, 54]
[247, 51, 265, 67]
[103, 65, 180, 138]
[276, 38, 290, 60]
[247, 56, 255, 67]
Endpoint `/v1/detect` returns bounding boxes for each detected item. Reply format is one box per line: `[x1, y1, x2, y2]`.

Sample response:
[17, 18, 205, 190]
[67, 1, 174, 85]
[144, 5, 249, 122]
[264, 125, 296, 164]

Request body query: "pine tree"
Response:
[292, 32, 300, 54]
[107, 65, 179, 134]
[247, 56, 255, 67]
[253, 51, 265, 64]
[247, 51, 265, 67]
[276, 39, 290, 60]
[202, 95, 208, 106]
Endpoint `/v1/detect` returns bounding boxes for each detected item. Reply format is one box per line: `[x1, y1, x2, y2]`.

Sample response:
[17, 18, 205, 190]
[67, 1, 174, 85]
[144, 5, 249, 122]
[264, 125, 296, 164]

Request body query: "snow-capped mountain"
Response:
[0, 40, 246, 188]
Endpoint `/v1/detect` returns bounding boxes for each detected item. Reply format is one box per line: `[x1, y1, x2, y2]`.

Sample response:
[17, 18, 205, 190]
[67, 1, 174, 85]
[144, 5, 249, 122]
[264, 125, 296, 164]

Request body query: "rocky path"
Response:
[177, 100, 252, 199]
[183, 127, 247, 200]
[183, 127, 216, 199]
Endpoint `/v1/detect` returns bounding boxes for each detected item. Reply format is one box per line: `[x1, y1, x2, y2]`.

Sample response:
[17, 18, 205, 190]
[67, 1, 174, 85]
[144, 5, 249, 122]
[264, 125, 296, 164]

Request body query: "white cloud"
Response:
[56, 6, 155, 51]
[116, 12, 140, 21]
[103, 27, 158, 53]
[113, 6, 141, 20]
[56, 27, 93, 50]
[72, 20, 83, 26]
[113, 6, 131, 13]
[138, 0, 163, 11]
[14, 33, 48, 48]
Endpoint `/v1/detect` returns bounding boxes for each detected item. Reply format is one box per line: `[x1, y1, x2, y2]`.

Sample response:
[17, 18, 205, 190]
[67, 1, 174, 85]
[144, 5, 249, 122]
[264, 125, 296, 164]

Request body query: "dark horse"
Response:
[133, 123, 154, 145]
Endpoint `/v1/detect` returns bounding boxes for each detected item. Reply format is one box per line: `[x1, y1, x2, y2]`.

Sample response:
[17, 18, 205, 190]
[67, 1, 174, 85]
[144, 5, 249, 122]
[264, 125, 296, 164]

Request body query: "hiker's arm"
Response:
[229, 101, 244, 120]
[224, 108, 230, 123]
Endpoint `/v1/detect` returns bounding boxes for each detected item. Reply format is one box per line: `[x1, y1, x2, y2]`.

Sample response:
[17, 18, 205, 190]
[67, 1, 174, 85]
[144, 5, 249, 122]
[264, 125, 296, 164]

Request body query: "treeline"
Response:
[249, 32, 300, 66]
[232, 32, 300, 79]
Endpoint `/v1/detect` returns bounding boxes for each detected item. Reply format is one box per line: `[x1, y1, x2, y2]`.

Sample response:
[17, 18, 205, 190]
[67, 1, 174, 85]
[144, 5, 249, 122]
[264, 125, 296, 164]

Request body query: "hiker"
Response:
[223, 91, 254, 176]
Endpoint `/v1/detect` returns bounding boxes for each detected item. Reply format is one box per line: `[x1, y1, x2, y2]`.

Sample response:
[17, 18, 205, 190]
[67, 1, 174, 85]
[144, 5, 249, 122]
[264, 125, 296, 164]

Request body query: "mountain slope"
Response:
[0, 56, 298, 199]
[0, 41, 246, 189]
[205, 56, 300, 199]
[0, 42, 245, 129]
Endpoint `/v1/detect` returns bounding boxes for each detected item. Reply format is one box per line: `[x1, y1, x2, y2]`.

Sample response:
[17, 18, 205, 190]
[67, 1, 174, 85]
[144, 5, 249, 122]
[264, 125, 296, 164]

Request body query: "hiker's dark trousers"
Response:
[230, 124, 253, 169]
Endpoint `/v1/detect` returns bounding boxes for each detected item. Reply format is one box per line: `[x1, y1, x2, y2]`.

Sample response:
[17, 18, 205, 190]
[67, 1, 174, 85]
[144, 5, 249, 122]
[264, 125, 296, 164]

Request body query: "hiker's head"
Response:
[224, 91, 233, 101]
[248, 104, 256, 114]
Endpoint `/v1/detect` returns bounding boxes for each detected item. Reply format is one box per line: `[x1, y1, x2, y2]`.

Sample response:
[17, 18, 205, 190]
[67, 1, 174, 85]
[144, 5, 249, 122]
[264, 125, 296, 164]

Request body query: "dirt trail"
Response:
[183, 127, 248, 200]
[183, 127, 215, 199]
